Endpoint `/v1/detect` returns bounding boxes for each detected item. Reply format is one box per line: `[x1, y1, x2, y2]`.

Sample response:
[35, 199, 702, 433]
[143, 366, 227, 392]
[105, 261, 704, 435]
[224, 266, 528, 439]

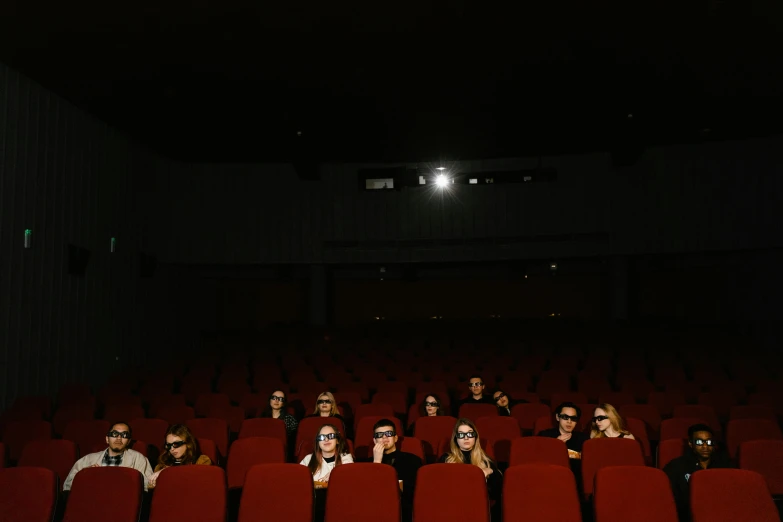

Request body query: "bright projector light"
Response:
[435, 174, 449, 188]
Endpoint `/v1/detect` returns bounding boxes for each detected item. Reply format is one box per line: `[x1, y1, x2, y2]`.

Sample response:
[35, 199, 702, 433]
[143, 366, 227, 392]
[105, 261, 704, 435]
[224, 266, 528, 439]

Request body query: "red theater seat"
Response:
[726, 419, 783, 459]
[660, 417, 708, 442]
[594, 466, 678, 522]
[414, 464, 489, 522]
[239, 464, 313, 522]
[195, 393, 231, 418]
[188, 418, 229, 461]
[102, 404, 145, 423]
[3, 420, 52, 462]
[657, 438, 688, 469]
[239, 418, 287, 448]
[62, 419, 111, 457]
[458, 403, 497, 421]
[739, 440, 783, 496]
[18, 439, 78, 485]
[227, 437, 286, 489]
[503, 464, 581, 522]
[413, 416, 457, 463]
[690, 469, 778, 522]
[53, 405, 94, 436]
[63, 467, 143, 522]
[0, 467, 58, 522]
[197, 438, 219, 465]
[511, 402, 551, 433]
[325, 464, 400, 522]
[130, 418, 168, 454]
[730, 405, 777, 422]
[400, 436, 425, 462]
[581, 438, 645, 498]
[509, 437, 570, 468]
[149, 466, 226, 522]
[371, 391, 407, 417]
[475, 416, 521, 464]
[156, 405, 196, 425]
[354, 403, 395, 428]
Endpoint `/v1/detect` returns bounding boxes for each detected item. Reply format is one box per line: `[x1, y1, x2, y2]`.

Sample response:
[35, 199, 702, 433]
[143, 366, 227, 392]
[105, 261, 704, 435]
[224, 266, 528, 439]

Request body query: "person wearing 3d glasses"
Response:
[63, 421, 153, 491]
[147, 424, 212, 489]
[366, 419, 422, 522]
[536, 402, 589, 458]
[438, 418, 502, 506]
[663, 423, 733, 522]
[299, 423, 354, 483]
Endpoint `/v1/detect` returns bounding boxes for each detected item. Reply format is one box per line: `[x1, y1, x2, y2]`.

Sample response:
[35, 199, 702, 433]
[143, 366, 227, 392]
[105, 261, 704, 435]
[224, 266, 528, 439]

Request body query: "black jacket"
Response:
[663, 451, 733, 521]
[536, 428, 589, 453]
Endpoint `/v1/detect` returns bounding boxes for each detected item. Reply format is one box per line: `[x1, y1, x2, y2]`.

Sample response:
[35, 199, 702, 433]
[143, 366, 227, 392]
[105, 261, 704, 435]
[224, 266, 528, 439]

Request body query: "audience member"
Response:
[458, 375, 495, 406]
[63, 421, 153, 491]
[492, 390, 527, 416]
[305, 392, 346, 425]
[537, 402, 589, 458]
[419, 394, 446, 417]
[438, 418, 502, 504]
[147, 424, 211, 489]
[299, 423, 354, 483]
[663, 423, 732, 522]
[590, 403, 635, 439]
[259, 389, 299, 437]
[368, 418, 421, 522]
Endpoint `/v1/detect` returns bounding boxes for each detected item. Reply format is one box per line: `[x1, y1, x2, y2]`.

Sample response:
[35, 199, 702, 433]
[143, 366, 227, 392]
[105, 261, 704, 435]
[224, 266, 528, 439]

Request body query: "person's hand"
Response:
[148, 470, 162, 488]
[90, 464, 100, 468]
[372, 441, 385, 463]
[557, 432, 572, 442]
[482, 467, 494, 478]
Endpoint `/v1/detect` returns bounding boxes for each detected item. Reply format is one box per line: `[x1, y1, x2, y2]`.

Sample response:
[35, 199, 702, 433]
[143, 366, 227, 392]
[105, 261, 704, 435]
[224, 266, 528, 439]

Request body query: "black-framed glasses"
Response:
[373, 430, 396, 439]
[469, 382, 484, 388]
[270, 395, 286, 402]
[425, 401, 440, 407]
[592, 415, 609, 423]
[494, 393, 506, 403]
[558, 414, 579, 422]
[316, 433, 338, 442]
[456, 431, 477, 439]
[107, 430, 131, 439]
[317, 399, 332, 405]
[164, 440, 187, 451]
[693, 438, 714, 446]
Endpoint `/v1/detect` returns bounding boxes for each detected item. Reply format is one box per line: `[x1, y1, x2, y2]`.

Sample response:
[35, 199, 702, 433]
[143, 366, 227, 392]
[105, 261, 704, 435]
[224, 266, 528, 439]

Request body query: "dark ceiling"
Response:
[2, 0, 782, 163]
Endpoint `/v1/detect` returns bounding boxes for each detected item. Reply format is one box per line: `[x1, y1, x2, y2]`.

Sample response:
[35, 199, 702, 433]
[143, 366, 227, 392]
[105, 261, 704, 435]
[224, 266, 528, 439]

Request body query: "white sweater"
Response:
[63, 448, 153, 491]
[299, 453, 354, 481]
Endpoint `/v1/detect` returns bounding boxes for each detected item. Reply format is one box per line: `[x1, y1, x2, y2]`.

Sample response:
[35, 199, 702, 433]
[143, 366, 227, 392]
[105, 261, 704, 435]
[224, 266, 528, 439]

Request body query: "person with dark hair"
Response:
[419, 394, 446, 417]
[493, 389, 527, 416]
[458, 375, 495, 406]
[299, 423, 353, 483]
[663, 424, 733, 521]
[259, 389, 298, 437]
[63, 421, 153, 491]
[147, 424, 212, 489]
[367, 419, 421, 522]
[536, 402, 589, 458]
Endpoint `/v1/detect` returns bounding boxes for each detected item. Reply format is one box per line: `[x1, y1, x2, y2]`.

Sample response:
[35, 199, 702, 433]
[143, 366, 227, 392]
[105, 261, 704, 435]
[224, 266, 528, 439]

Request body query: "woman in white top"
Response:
[299, 423, 353, 482]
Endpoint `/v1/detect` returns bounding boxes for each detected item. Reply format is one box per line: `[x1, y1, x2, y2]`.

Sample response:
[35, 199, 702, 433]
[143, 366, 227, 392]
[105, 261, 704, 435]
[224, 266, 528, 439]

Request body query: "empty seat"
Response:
[598, 392, 635, 408]
[619, 405, 662, 439]
[594, 466, 678, 522]
[52, 405, 95, 436]
[511, 402, 552, 433]
[729, 405, 777, 422]
[3, 420, 52, 462]
[673, 405, 721, 433]
[690, 469, 778, 522]
[227, 437, 286, 489]
[414, 464, 489, 522]
[353, 404, 395, 427]
[413, 416, 457, 463]
[207, 404, 245, 434]
[239, 464, 313, 522]
[371, 391, 407, 416]
[197, 438, 219, 465]
[648, 391, 686, 417]
[63, 419, 111, 457]
[149, 466, 226, 522]
[18, 439, 78, 485]
[156, 404, 196, 425]
[63, 467, 143, 522]
[475, 416, 521, 464]
[325, 464, 400, 522]
[400, 436, 425, 462]
[509, 437, 570, 468]
[550, 392, 589, 409]
[0, 467, 58, 522]
[657, 438, 687, 470]
[625, 417, 652, 460]
[739, 440, 783, 496]
[58, 384, 93, 407]
[148, 394, 186, 418]
[188, 418, 229, 461]
[12, 396, 52, 419]
[102, 404, 145, 423]
[238, 418, 288, 449]
[129, 418, 168, 454]
[195, 393, 231, 418]
[503, 464, 581, 522]
[581, 438, 645, 498]
[458, 403, 497, 421]
[726, 419, 783, 459]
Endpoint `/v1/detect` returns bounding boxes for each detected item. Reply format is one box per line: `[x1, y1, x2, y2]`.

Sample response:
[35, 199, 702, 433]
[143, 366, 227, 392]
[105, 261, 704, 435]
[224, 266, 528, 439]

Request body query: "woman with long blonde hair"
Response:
[304, 391, 346, 433]
[590, 403, 635, 439]
[438, 418, 502, 504]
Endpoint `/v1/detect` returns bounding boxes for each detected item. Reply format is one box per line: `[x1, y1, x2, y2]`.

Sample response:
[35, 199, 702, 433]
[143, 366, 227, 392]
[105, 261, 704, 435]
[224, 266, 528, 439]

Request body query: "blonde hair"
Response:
[312, 391, 340, 416]
[444, 418, 493, 469]
[590, 403, 632, 439]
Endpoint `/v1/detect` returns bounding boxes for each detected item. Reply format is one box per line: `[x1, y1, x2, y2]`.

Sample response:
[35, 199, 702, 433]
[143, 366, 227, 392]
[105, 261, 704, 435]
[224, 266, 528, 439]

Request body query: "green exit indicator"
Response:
[110, 237, 117, 253]
[24, 229, 32, 249]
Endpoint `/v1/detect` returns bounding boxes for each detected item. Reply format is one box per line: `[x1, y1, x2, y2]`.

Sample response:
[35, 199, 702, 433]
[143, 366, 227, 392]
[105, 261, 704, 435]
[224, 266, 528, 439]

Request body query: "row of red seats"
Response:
[1, 460, 779, 522]
[2, 423, 782, 499]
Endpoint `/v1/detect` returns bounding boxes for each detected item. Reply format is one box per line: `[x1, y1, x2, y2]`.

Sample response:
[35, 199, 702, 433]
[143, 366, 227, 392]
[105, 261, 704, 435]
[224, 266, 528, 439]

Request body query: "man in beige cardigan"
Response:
[63, 421, 153, 491]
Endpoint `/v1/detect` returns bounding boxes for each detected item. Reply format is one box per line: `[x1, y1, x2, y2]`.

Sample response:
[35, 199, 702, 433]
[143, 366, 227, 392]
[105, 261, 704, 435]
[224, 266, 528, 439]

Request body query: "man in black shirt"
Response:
[663, 423, 733, 521]
[536, 402, 589, 457]
[458, 375, 495, 407]
[493, 389, 527, 416]
[369, 419, 422, 522]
